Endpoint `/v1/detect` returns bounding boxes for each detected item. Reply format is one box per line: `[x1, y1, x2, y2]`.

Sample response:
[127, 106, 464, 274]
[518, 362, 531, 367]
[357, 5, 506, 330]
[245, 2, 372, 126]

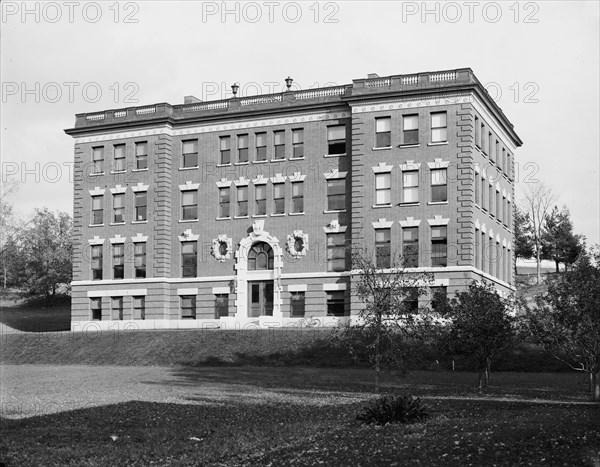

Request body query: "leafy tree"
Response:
[334, 250, 433, 392]
[513, 205, 535, 261]
[436, 281, 515, 393]
[524, 248, 600, 401]
[541, 205, 585, 272]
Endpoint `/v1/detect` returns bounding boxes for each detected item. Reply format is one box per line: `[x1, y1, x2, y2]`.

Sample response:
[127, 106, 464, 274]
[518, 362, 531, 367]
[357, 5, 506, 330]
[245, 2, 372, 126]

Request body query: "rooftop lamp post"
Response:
[285, 76, 293, 91]
[231, 82, 239, 97]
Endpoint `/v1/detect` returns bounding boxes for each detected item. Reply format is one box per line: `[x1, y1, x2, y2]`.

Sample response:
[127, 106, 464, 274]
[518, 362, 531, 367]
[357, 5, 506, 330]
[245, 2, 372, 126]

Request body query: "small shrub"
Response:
[357, 394, 428, 425]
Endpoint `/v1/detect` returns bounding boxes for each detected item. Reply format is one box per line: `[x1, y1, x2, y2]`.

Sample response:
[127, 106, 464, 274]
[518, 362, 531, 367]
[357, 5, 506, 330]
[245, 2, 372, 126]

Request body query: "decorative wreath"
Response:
[286, 230, 309, 258]
[211, 235, 232, 262]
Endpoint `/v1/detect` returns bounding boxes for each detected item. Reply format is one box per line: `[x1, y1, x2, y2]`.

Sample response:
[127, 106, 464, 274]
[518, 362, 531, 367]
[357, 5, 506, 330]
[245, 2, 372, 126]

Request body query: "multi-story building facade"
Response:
[65, 68, 522, 330]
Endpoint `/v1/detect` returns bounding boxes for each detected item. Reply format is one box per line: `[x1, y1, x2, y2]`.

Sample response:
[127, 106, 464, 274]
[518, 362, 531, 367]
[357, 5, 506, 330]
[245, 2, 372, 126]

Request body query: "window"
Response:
[495, 140, 500, 164]
[255, 185, 267, 215]
[474, 228, 480, 270]
[219, 187, 230, 218]
[489, 237, 495, 276]
[135, 142, 148, 170]
[327, 291, 345, 317]
[375, 228, 391, 269]
[375, 173, 391, 205]
[500, 148, 505, 172]
[327, 179, 346, 211]
[181, 295, 196, 319]
[256, 132, 267, 161]
[431, 112, 447, 143]
[181, 241, 197, 278]
[481, 178, 487, 210]
[112, 296, 123, 320]
[375, 117, 391, 147]
[133, 296, 145, 320]
[237, 134, 248, 163]
[248, 242, 274, 270]
[327, 233, 346, 272]
[488, 133, 494, 160]
[90, 297, 102, 320]
[182, 190, 198, 220]
[237, 186, 248, 217]
[215, 294, 229, 318]
[292, 181, 304, 213]
[402, 227, 419, 267]
[135, 192, 147, 221]
[113, 244, 124, 279]
[474, 116, 480, 148]
[506, 153, 512, 178]
[496, 241, 502, 279]
[481, 123, 486, 154]
[273, 183, 285, 214]
[273, 130, 285, 159]
[402, 170, 419, 203]
[402, 288, 419, 313]
[220, 136, 231, 164]
[114, 144, 126, 172]
[134, 243, 146, 278]
[91, 195, 103, 225]
[431, 286, 447, 313]
[489, 184, 494, 215]
[92, 146, 104, 173]
[431, 168, 448, 202]
[474, 172, 480, 205]
[327, 125, 346, 155]
[292, 129, 304, 158]
[113, 194, 124, 223]
[91, 245, 103, 280]
[431, 226, 448, 267]
[497, 191, 501, 222]
[290, 292, 305, 317]
[182, 140, 198, 168]
[403, 114, 419, 145]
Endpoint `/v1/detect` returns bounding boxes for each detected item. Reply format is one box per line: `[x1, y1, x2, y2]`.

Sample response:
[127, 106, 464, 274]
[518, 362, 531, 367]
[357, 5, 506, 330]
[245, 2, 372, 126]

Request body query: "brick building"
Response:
[65, 68, 522, 330]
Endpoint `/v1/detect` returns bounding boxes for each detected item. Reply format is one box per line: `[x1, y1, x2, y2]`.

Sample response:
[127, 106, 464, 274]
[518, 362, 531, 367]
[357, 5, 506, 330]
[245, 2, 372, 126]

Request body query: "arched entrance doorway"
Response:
[247, 242, 274, 317]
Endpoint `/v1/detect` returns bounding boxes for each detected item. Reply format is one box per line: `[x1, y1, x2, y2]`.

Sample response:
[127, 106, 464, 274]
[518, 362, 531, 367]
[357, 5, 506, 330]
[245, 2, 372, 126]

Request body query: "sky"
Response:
[1, 0, 599, 244]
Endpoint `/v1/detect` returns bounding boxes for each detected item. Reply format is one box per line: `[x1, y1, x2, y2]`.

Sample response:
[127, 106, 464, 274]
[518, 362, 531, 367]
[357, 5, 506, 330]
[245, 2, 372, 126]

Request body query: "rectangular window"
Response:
[489, 184, 494, 215]
[402, 170, 419, 203]
[375, 117, 392, 147]
[255, 132, 267, 161]
[402, 288, 419, 313]
[273, 183, 285, 214]
[182, 190, 198, 220]
[500, 148, 505, 172]
[474, 228, 480, 270]
[431, 226, 448, 267]
[113, 244, 124, 279]
[113, 194, 124, 223]
[489, 133, 494, 160]
[182, 140, 198, 168]
[219, 187, 230, 218]
[327, 291, 345, 317]
[496, 191, 501, 222]
[375, 228, 391, 269]
[91, 245, 103, 280]
[481, 178, 487, 210]
[403, 114, 419, 145]
[133, 296, 145, 320]
[375, 173, 391, 205]
[474, 116, 480, 148]
[111, 296, 123, 320]
[92, 146, 104, 173]
[273, 130, 285, 159]
[215, 294, 228, 318]
[220, 136, 231, 164]
[181, 241, 197, 278]
[237, 134, 248, 163]
[496, 242, 502, 280]
[489, 237, 495, 276]
[114, 144, 126, 172]
[290, 292, 306, 317]
[327, 233, 346, 272]
[327, 179, 346, 211]
[474, 172, 480, 205]
[135, 192, 147, 221]
[481, 123, 487, 154]
[255, 185, 267, 215]
[237, 186, 248, 217]
[181, 295, 196, 319]
[292, 182, 304, 213]
[495, 140, 499, 164]
[431, 112, 447, 143]
[327, 125, 346, 155]
[292, 128, 304, 158]
[134, 242, 146, 279]
[402, 227, 419, 267]
[135, 142, 148, 170]
[506, 153, 512, 178]
[431, 168, 448, 202]
[90, 297, 102, 320]
[91, 195, 103, 225]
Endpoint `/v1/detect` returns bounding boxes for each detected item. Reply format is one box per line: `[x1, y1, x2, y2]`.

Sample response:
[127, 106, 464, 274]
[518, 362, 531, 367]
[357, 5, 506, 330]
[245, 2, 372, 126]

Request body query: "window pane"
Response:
[375, 173, 391, 189]
[328, 179, 345, 195]
[274, 131, 285, 145]
[183, 140, 198, 153]
[136, 142, 147, 155]
[403, 187, 418, 203]
[220, 137, 230, 150]
[431, 169, 447, 185]
[256, 133, 266, 147]
[135, 192, 147, 206]
[403, 171, 418, 187]
[182, 242, 196, 254]
[292, 182, 303, 197]
[238, 134, 248, 148]
[403, 115, 418, 130]
[114, 145, 125, 158]
[376, 117, 391, 132]
[238, 186, 247, 201]
[431, 112, 447, 128]
[431, 185, 448, 202]
[432, 226, 447, 239]
[92, 196, 102, 210]
[182, 191, 197, 205]
[327, 125, 345, 141]
[256, 185, 266, 199]
[376, 189, 391, 205]
[274, 184, 284, 199]
[113, 194, 124, 208]
[431, 128, 447, 143]
[292, 129, 303, 144]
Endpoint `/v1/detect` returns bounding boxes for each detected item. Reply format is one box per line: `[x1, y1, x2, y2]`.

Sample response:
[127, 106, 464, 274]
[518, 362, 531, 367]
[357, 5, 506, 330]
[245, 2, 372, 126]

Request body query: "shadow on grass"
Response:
[0, 295, 71, 332]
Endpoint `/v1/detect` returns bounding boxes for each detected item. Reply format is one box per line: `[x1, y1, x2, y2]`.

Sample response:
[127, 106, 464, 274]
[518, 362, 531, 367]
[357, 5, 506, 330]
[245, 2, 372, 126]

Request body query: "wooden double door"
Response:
[248, 280, 273, 317]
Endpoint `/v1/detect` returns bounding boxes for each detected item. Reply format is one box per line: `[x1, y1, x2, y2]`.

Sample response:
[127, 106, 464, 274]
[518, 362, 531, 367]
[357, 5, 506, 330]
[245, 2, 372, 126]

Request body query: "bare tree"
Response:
[522, 183, 556, 284]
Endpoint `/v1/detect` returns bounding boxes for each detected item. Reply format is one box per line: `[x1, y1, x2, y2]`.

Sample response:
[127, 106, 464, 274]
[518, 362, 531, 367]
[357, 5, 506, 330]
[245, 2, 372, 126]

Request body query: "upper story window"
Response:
[326, 233, 346, 272]
[134, 242, 146, 279]
[182, 140, 198, 168]
[474, 116, 480, 148]
[431, 226, 448, 267]
[256, 132, 267, 161]
[403, 115, 419, 145]
[327, 179, 346, 211]
[237, 186, 248, 217]
[113, 194, 124, 223]
[292, 181, 304, 213]
[375, 117, 391, 148]
[181, 241, 197, 278]
[273, 183, 285, 214]
[375, 173, 391, 205]
[402, 227, 419, 268]
[90, 297, 102, 320]
[182, 190, 198, 221]
[292, 128, 304, 158]
[327, 125, 346, 155]
[255, 185, 267, 215]
[431, 168, 448, 202]
[238, 134, 249, 163]
[91, 195, 103, 225]
[375, 228, 391, 269]
[248, 242, 274, 270]
[220, 136, 231, 165]
[114, 144, 126, 172]
[92, 147, 104, 174]
[219, 187, 230, 218]
[273, 130, 285, 160]
[112, 244, 124, 279]
[91, 245, 103, 280]
[402, 170, 419, 203]
[135, 142, 148, 170]
[135, 192, 147, 221]
[431, 112, 447, 143]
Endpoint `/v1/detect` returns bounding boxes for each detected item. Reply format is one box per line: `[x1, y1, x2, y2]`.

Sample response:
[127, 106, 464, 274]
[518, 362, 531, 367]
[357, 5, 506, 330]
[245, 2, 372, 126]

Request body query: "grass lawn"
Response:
[1, 366, 599, 466]
[0, 296, 70, 332]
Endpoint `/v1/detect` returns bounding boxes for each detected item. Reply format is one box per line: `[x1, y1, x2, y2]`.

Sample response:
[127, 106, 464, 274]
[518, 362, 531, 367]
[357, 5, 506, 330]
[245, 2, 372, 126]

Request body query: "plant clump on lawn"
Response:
[356, 393, 428, 425]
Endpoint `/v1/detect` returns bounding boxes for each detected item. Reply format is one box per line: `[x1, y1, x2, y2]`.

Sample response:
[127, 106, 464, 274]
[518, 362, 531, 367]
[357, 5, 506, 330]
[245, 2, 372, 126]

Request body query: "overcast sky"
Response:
[1, 1, 599, 244]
